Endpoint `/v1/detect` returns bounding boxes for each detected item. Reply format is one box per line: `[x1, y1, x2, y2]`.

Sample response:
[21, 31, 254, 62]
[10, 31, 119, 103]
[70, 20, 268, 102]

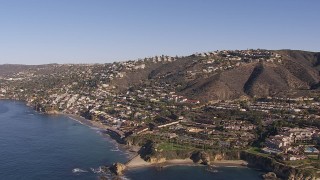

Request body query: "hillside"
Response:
[0, 64, 36, 77]
[1, 49, 319, 102]
[130, 49, 320, 101]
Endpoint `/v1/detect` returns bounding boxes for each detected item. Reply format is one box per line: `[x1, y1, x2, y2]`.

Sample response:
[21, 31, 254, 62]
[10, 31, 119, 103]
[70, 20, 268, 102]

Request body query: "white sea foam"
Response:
[69, 117, 85, 126]
[90, 167, 102, 173]
[110, 149, 120, 152]
[121, 176, 131, 180]
[72, 168, 88, 173]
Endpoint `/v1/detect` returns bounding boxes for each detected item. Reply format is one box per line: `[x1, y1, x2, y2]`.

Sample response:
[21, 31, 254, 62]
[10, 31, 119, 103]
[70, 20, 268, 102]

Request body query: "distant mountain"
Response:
[0, 64, 33, 77]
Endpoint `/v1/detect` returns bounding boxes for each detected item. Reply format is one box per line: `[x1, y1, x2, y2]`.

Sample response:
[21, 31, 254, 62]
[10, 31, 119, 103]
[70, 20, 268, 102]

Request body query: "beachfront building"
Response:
[264, 127, 319, 155]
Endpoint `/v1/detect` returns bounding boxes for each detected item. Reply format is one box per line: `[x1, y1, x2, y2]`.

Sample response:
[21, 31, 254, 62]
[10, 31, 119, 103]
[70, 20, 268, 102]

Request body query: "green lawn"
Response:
[284, 156, 320, 168]
[284, 159, 311, 167]
[246, 147, 271, 157]
[307, 155, 319, 160]
[158, 142, 194, 151]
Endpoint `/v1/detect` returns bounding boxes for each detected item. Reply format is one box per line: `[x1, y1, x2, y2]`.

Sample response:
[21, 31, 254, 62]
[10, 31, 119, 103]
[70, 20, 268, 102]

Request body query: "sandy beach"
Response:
[126, 155, 247, 169]
[126, 156, 197, 169]
[126, 156, 152, 168]
[66, 114, 106, 129]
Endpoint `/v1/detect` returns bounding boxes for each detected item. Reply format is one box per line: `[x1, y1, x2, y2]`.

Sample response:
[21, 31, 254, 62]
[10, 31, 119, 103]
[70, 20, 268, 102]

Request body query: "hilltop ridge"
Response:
[1, 49, 319, 102]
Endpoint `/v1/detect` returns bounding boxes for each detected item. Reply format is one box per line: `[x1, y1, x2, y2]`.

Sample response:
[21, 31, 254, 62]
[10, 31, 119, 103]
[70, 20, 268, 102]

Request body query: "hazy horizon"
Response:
[0, 0, 319, 65]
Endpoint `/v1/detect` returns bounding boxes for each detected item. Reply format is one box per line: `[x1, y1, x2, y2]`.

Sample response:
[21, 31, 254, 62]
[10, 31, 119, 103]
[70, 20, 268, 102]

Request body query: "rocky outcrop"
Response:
[262, 172, 279, 180]
[241, 151, 316, 180]
[109, 162, 126, 176]
[212, 153, 224, 161]
[45, 110, 60, 115]
[146, 157, 166, 164]
[104, 129, 125, 144]
[190, 151, 210, 165]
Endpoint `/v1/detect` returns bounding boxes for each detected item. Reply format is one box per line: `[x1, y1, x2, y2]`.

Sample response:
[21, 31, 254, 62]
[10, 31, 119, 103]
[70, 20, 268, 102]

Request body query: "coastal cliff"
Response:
[241, 151, 316, 180]
[135, 142, 317, 180]
[136, 140, 242, 165]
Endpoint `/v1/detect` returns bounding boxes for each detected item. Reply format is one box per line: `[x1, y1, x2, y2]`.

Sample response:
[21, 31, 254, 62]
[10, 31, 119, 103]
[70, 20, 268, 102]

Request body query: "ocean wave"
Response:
[69, 117, 85, 125]
[91, 127, 101, 131]
[72, 168, 88, 173]
[110, 145, 120, 152]
[121, 175, 131, 180]
[110, 149, 120, 152]
[90, 167, 103, 174]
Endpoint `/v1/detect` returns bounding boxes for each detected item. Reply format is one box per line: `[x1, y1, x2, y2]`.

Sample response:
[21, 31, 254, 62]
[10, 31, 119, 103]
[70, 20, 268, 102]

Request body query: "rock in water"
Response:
[262, 172, 278, 180]
[109, 162, 126, 176]
[190, 151, 210, 165]
[200, 152, 210, 165]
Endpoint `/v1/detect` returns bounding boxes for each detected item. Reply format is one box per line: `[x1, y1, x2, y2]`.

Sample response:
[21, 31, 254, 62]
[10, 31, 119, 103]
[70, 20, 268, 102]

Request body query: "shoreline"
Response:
[64, 113, 139, 158]
[65, 113, 250, 170]
[10, 101, 252, 171]
[66, 113, 104, 129]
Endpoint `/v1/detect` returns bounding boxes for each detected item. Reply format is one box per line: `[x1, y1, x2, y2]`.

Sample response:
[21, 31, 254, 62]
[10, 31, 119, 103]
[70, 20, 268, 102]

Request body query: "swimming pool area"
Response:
[304, 146, 319, 153]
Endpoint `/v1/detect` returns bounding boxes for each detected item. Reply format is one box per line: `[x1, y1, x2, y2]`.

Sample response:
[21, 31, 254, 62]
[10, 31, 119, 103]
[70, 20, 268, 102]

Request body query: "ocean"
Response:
[0, 100, 263, 179]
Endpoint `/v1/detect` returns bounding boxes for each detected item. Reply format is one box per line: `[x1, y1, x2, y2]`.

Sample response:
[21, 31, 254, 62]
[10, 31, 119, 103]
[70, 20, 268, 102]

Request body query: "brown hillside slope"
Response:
[136, 50, 320, 101]
[1, 50, 319, 102]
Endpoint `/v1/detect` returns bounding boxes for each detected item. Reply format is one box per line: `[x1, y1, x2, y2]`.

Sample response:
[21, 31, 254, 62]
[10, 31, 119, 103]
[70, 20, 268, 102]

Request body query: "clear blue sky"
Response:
[0, 0, 319, 65]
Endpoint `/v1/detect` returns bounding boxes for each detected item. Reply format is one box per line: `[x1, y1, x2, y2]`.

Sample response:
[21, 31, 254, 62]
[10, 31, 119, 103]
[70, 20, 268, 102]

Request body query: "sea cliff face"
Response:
[174, 150, 240, 161]
[138, 144, 317, 180]
[241, 151, 316, 180]
[137, 141, 242, 165]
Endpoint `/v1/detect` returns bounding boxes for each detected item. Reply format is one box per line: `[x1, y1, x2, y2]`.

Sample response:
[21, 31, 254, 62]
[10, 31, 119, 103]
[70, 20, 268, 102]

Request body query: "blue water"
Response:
[0, 100, 128, 179]
[0, 100, 263, 179]
[127, 166, 263, 180]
